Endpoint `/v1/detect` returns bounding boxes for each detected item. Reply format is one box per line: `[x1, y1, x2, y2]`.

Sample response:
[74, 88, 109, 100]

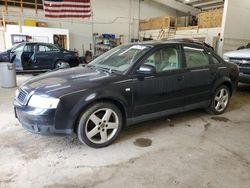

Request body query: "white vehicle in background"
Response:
[223, 49, 250, 84]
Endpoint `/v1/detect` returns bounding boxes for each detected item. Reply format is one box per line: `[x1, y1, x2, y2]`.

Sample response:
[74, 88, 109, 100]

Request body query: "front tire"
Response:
[207, 85, 230, 115]
[77, 102, 123, 148]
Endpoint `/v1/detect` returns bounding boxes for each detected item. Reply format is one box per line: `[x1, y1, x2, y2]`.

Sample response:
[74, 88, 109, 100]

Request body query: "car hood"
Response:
[224, 49, 250, 58]
[0, 50, 10, 62]
[21, 66, 119, 98]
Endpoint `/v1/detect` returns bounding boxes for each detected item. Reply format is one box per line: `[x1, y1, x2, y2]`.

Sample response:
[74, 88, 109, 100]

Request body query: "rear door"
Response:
[182, 44, 216, 108]
[35, 44, 60, 69]
[131, 44, 186, 117]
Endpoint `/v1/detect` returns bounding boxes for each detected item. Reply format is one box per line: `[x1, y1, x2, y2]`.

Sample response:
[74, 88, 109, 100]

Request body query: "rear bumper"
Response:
[14, 100, 73, 135]
[239, 73, 250, 83]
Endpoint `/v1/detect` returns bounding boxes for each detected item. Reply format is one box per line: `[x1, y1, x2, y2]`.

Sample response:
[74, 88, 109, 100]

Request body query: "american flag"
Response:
[44, 0, 91, 18]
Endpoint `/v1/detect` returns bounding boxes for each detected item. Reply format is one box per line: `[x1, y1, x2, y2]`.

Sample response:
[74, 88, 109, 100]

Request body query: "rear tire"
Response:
[77, 102, 123, 148]
[54, 60, 69, 69]
[207, 85, 230, 115]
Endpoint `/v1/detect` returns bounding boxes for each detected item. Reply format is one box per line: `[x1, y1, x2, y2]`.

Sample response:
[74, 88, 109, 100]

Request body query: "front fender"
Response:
[55, 87, 132, 130]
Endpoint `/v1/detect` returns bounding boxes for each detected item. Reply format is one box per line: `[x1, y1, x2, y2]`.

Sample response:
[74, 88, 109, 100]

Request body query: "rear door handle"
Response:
[177, 75, 184, 81]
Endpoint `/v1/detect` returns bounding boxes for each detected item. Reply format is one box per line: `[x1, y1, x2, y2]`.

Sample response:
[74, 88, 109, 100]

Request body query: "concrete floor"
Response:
[0, 74, 250, 188]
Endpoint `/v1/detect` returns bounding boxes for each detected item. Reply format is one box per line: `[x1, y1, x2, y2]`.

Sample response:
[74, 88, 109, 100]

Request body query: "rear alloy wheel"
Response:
[55, 60, 69, 69]
[77, 103, 122, 148]
[207, 85, 230, 115]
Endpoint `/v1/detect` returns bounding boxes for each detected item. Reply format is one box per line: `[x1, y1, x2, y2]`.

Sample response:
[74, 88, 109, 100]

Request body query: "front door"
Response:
[21, 43, 36, 70]
[132, 44, 186, 117]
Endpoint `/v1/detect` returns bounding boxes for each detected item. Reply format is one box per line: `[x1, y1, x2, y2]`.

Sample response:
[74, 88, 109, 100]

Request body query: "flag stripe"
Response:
[46, 0, 90, 2]
[44, 3, 90, 8]
[45, 14, 91, 18]
[44, 1, 90, 6]
[44, 0, 91, 18]
[45, 9, 91, 13]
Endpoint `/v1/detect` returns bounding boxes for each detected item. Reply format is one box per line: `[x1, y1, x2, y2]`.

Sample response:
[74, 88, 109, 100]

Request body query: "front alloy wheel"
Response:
[77, 103, 122, 148]
[207, 85, 230, 114]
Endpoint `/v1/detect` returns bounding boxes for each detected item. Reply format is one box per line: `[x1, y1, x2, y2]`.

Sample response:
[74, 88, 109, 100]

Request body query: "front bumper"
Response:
[239, 73, 250, 84]
[14, 100, 73, 134]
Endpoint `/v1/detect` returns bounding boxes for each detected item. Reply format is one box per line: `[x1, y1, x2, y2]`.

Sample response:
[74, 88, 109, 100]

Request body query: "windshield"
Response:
[9, 43, 25, 52]
[90, 44, 152, 73]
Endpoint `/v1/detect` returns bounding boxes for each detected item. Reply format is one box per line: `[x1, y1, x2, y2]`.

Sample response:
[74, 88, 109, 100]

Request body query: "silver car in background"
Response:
[223, 49, 250, 83]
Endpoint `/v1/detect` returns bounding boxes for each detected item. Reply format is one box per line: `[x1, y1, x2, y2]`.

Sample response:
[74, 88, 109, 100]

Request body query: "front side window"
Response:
[90, 44, 152, 73]
[184, 45, 209, 68]
[143, 46, 180, 73]
[23, 44, 35, 52]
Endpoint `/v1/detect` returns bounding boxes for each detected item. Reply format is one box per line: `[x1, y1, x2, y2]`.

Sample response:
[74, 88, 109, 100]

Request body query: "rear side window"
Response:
[38, 44, 58, 52]
[210, 53, 221, 64]
[183, 45, 209, 68]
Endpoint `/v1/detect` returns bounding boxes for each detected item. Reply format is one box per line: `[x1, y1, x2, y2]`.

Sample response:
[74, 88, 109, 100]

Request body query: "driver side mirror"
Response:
[137, 64, 156, 75]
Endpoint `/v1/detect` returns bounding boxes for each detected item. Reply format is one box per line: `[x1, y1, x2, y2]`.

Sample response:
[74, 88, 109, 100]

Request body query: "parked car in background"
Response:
[14, 40, 239, 148]
[0, 42, 79, 72]
[223, 48, 250, 83]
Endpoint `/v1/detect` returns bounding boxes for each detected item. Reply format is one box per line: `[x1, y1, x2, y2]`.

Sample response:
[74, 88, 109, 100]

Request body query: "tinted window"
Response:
[143, 46, 180, 73]
[184, 46, 209, 68]
[210, 53, 220, 64]
[23, 44, 35, 52]
[38, 44, 58, 52]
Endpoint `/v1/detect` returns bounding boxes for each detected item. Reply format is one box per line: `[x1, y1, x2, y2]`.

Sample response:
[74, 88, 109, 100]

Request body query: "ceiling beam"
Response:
[185, 0, 201, 4]
[193, 0, 224, 7]
[152, 0, 200, 15]
[201, 4, 224, 10]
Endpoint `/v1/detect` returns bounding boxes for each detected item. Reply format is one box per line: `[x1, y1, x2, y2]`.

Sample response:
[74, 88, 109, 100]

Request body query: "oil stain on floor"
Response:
[211, 116, 230, 122]
[133, 138, 152, 147]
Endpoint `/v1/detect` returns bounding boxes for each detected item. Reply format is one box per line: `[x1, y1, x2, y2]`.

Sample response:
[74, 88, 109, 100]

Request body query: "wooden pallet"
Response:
[139, 16, 175, 31]
[176, 26, 199, 31]
[198, 9, 223, 28]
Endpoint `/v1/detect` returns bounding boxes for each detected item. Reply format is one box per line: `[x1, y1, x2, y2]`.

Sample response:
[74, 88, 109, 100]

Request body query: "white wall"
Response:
[219, 0, 250, 54]
[140, 0, 176, 19]
[4, 0, 178, 55]
[4, 25, 69, 50]
[0, 28, 5, 52]
[175, 27, 221, 47]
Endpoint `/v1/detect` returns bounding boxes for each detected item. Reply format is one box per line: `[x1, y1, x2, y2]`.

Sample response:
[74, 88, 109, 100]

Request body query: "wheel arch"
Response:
[214, 77, 233, 96]
[72, 97, 128, 133]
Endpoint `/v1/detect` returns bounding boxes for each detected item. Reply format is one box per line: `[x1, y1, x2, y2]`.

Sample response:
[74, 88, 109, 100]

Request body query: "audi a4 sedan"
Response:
[14, 40, 239, 148]
[0, 42, 79, 72]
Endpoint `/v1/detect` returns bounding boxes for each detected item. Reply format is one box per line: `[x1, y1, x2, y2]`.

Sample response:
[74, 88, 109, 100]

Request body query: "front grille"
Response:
[17, 89, 28, 104]
[229, 58, 250, 65]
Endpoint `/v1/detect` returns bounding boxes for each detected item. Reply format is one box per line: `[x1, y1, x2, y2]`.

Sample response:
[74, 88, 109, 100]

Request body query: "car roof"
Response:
[129, 38, 213, 50]
[15, 42, 54, 45]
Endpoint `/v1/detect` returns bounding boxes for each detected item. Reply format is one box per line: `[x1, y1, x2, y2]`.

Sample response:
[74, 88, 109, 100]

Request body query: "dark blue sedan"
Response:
[0, 42, 79, 71]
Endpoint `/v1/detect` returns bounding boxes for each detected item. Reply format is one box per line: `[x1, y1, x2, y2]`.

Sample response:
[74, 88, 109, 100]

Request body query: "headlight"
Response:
[15, 89, 20, 98]
[223, 56, 230, 62]
[28, 95, 60, 109]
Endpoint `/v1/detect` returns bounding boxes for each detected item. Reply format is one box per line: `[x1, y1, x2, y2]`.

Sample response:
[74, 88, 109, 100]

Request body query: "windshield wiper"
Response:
[96, 66, 119, 74]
